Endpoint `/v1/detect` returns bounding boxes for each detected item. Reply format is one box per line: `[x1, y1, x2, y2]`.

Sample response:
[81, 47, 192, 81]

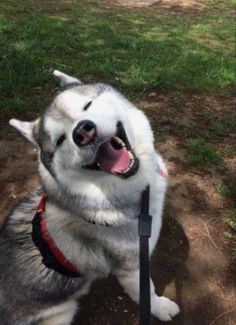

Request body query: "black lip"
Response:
[116, 121, 132, 151]
[83, 122, 139, 178]
[83, 162, 100, 171]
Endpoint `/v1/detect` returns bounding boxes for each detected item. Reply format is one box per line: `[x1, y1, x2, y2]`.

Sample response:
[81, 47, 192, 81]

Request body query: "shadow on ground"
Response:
[74, 214, 189, 325]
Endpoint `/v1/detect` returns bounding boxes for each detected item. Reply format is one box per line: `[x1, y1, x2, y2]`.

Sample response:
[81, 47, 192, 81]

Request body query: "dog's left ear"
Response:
[53, 70, 82, 87]
[9, 118, 39, 145]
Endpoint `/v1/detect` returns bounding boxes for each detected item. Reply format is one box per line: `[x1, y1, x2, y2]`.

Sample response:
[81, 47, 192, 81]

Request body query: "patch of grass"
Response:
[208, 121, 225, 136]
[174, 122, 198, 138]
[222, 116, 236, 129]
[222, 209, 236, 256]
[0, 0, 235, 113]
[169, 91, 183, 102]
[224, 231, 236, 241]
[205, 115, 236, 138]
[217, 183, 232, 197]
[184, 138, 221, 166]
[199, 111, 212, 120]
[217, 178, 236, 199]
[222, 209, 236, 231]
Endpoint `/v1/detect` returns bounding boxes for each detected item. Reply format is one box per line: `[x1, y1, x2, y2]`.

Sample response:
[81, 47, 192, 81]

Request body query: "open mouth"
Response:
[84, 122, 139, 178]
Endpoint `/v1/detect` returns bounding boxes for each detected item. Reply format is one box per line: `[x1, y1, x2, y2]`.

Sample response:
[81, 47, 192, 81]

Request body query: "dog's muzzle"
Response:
[76, 121, 140, 179]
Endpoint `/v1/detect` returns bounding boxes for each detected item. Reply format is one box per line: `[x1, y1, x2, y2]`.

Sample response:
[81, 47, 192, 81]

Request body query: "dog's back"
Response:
[0, 190, 85, 324]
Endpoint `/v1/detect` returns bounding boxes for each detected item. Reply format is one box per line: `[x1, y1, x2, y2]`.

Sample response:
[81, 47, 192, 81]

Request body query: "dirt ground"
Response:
[101, 0, 205, 11]
[0, 91, 235, 325]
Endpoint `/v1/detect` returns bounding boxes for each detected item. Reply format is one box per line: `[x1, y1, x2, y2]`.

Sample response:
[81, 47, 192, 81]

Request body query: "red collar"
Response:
[32, 194, 81, 277]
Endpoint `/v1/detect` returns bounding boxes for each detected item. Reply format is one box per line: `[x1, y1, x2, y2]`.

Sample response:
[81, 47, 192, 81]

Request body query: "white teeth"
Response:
[118, 158, 135, 175]
[128, 151, 134, 159]
[112, 136, 125, 147]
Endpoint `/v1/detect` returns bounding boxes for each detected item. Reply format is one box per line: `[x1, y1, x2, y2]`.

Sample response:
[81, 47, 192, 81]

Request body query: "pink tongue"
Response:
[95, 141, 130, 174]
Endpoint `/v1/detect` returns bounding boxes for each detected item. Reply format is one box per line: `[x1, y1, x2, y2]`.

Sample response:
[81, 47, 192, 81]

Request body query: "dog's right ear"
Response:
[53, 70, 82, 87]
[9, 118, 39, 145]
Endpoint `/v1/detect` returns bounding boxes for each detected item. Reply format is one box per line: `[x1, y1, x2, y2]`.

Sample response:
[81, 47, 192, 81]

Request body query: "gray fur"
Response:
[3, 72, 180, 324]
[0, 190, 86, 325]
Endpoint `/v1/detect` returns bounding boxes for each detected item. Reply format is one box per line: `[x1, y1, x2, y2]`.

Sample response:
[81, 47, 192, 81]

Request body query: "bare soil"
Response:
[0, 92, 235, 325]
[101, 0, 205, 12]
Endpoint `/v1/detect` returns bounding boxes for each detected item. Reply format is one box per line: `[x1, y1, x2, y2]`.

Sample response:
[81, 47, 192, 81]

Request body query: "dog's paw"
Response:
[152, 296, 180, 322]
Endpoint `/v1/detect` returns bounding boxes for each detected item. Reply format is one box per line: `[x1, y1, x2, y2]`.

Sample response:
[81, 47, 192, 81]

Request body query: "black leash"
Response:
[139, 185, 152, 325]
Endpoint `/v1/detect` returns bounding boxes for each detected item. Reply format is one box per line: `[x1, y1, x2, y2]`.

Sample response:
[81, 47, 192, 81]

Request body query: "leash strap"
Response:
[139, 185, 152, 325]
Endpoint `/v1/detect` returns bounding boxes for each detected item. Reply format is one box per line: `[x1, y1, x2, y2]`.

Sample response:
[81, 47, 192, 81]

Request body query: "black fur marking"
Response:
[83, 101, 92, 111]
[40, 150, 55, 178]
[56, 134, 66, 147]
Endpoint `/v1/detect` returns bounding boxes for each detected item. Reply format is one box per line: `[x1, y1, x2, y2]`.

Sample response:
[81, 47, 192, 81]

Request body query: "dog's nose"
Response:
[72, 120, 96, 147]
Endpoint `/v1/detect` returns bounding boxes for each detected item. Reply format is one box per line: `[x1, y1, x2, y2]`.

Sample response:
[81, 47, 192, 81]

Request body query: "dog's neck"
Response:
[43, 184, 141, 227]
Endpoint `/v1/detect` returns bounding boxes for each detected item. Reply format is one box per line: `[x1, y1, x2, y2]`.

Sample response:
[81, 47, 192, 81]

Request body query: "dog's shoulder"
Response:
[1, 187, 43, 232]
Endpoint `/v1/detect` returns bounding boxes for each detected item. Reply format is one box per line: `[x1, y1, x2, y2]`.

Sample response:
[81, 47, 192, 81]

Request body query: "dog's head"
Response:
[10, 71, 157, 202]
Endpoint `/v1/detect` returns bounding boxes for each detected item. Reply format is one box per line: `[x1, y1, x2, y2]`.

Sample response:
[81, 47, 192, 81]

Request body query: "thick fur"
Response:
[0, 71, 180, 324]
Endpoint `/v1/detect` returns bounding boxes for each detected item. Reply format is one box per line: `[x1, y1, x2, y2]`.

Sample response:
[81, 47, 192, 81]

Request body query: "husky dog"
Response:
[0, 70, 180, 324]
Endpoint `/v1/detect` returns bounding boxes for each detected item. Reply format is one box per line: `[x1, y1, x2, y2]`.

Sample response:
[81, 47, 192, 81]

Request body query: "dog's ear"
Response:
[9, 118, 39, 145]
[53, 70, 82, 87]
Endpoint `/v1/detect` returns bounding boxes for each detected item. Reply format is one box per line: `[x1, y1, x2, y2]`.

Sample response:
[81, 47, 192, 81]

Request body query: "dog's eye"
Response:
[56, 134, 66, 146]
[83, 101, 92, 111]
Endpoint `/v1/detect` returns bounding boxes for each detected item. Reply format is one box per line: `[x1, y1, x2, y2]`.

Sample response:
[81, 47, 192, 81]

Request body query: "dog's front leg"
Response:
[116, 270, 180, 322]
